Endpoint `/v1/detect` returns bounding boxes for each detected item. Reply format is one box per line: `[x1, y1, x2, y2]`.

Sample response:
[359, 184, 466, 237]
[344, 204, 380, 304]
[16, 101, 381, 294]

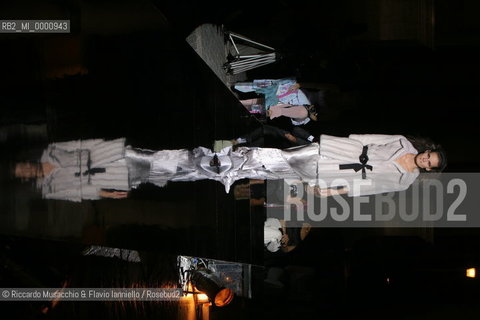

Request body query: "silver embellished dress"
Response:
[133, 134, 419, 196]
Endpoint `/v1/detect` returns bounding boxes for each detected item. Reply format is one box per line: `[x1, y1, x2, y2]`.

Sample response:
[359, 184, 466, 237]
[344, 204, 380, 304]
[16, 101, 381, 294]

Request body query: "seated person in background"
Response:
[264, 217, 311, 253]
[235, 78, 343, 125]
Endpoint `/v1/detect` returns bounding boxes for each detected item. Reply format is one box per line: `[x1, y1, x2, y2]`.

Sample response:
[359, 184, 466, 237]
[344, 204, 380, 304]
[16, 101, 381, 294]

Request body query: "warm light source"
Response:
[466, 268, 476, 278]
[197, 293, 209, 303]
[190, 268, 235, 307]
[214, 288, 234, 307]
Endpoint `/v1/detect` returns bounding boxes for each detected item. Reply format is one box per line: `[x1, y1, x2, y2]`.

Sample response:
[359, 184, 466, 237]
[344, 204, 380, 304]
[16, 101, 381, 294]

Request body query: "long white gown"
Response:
[38, 134, 420, 201]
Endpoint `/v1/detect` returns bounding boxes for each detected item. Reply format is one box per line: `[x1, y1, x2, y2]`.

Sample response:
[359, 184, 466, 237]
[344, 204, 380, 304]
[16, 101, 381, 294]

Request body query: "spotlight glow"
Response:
[466, 268, 476, 278]
[197, 293, 209, 303]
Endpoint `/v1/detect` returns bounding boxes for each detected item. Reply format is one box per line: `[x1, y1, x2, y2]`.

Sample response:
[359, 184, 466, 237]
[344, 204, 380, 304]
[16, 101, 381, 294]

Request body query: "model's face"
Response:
[15, 162, 41, 179]
[415, 151, 440, 171]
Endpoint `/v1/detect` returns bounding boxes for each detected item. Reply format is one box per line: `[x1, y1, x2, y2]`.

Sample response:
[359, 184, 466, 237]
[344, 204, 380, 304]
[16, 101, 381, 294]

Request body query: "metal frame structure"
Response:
[224, 32, 277, 74]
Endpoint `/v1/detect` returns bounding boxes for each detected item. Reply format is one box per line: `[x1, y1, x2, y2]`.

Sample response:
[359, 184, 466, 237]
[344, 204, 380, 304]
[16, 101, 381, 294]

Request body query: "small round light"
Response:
[214, 288, 234, 307]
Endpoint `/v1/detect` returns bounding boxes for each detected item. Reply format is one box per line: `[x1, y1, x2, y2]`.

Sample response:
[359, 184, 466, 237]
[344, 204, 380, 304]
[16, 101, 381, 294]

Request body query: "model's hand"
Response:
[317, 187, 349, 197]
[304, 184, 315, 194]
[328, 187, 348, 196]
[281, 234, 289, 247]
[284, 133, 297, 143]
[99, 190, 129, 199]
[315, 187, 330, 197]
[305, 186, 348, 197]
[285, 195, 307, 206]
